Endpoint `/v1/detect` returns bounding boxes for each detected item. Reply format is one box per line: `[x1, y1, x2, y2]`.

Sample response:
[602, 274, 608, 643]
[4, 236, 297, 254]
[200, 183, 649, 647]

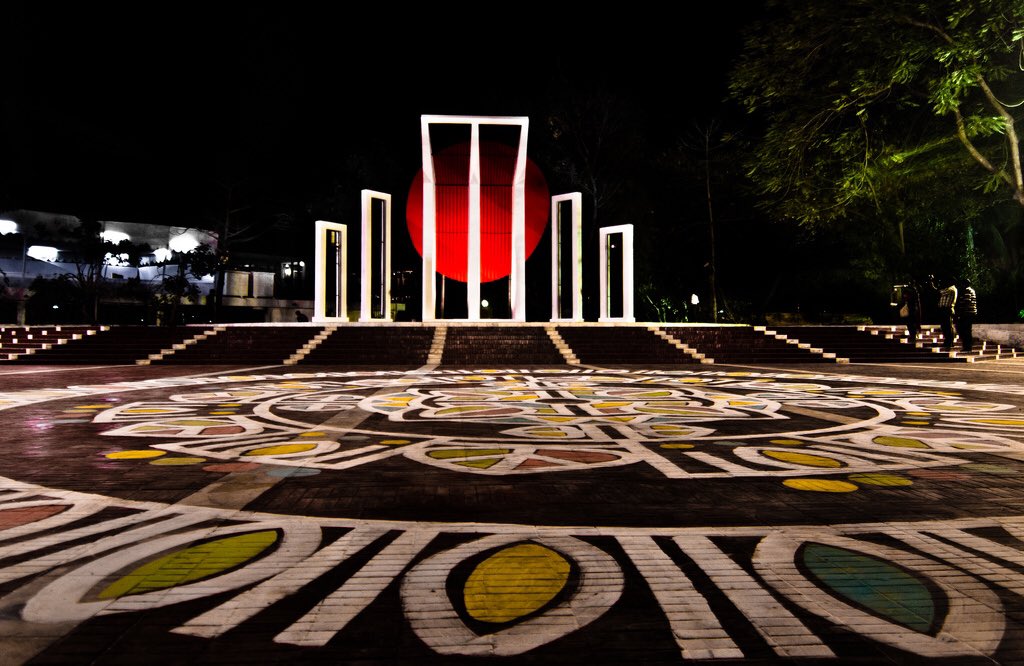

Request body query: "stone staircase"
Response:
[556, 325, 700, 365]
[3, 323, 1013, 367]
[298, 325, 435, 365]
[662, 325, 831, 364]
[0, 325, 104, 362]
[864, 324, 1024, 363]
[151, 325, 324, 365]
[546, 326, 580, 365]
[284, 325, 337, 365]
[3, 325, 194, 364]
[771, 325, 953, 363]
[440, 326, 565, 365]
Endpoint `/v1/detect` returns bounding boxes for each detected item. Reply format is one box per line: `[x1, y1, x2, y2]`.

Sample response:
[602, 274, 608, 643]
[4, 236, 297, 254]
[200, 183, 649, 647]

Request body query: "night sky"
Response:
[5, 4, 762, 225]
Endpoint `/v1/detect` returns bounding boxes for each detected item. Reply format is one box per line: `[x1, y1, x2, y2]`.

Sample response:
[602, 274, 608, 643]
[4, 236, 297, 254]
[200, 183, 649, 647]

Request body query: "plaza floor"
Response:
[4, 359, 1024, 664]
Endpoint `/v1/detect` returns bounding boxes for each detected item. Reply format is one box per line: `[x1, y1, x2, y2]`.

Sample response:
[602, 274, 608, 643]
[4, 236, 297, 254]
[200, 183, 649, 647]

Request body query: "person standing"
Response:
[923, 274, 939, 325]
[957, 278, 978, 353]
[902, 280, 922, 343]
[937, 277, 958, 351]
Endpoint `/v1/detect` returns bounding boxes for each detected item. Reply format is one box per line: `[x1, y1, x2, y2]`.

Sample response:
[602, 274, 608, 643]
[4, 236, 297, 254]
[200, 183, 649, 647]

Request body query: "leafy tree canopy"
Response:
[729, 0, 1024, 227]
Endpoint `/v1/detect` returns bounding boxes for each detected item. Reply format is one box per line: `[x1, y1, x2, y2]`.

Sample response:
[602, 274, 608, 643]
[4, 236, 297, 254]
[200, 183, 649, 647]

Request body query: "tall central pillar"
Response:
[419, 115, 530, 322]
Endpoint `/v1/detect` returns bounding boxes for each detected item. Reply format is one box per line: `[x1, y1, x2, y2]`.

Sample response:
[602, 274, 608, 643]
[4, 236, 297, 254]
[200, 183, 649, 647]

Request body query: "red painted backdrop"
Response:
[406, 141, 550, 282]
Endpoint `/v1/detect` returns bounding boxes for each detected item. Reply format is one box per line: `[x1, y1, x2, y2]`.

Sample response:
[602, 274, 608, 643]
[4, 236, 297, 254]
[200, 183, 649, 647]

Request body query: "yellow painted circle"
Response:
[901, 421, 930, 426]
[105, 450, 167, 460]
[298, 431, 327, 437]
[209, 411, 236, 415]
[244, 443, 317, 456]
[872, 436, 928, 449]
[380, 439, 411, 446]
[907, 412, 930, 417]
[659, 443, 695, 449]
[150, 457, 207, 466]
[764, 450, 843, 468]
[464, 543, 569, 623]
[769, 439, 804, 446]
[972, 418, 1024, 426]
[783, 479, 858, 492]
[848, 473, 912, 487]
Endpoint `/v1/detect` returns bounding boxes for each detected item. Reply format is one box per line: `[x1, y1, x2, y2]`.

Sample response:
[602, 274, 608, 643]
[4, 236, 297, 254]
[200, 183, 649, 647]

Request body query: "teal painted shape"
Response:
[802, 543, 936, 633]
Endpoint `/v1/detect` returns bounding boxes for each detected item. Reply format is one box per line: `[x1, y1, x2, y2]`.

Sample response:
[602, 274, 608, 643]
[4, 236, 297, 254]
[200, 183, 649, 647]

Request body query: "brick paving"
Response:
[2, 359, 1024, 664]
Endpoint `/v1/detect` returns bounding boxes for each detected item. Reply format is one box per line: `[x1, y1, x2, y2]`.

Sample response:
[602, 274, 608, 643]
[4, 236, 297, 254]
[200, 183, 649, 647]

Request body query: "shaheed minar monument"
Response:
[312, 115, 634, 325]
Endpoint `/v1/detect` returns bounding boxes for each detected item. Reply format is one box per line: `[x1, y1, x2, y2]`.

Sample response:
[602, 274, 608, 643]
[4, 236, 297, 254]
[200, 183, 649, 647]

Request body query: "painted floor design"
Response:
[3, 365, 1024, 663]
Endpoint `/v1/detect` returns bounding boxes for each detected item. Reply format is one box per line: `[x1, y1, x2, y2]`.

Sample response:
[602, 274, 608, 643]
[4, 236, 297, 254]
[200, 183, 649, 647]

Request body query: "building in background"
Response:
[0, 210, 313, 324]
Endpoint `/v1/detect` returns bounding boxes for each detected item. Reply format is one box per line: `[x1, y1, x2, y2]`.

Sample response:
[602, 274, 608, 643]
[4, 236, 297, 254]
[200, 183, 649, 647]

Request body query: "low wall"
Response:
[974, 324, 1024, 348]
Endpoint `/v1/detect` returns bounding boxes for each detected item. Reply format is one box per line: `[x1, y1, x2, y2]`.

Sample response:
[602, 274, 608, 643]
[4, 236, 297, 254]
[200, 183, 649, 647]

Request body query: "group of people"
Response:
[899, 275, 978, 352]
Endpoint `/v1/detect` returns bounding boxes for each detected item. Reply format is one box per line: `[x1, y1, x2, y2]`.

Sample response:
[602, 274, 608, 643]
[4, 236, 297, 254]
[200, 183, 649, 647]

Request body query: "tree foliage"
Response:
[729, 0, 1024, 228]
[156, 244, 218, 326]
[30, 218, 153, 322]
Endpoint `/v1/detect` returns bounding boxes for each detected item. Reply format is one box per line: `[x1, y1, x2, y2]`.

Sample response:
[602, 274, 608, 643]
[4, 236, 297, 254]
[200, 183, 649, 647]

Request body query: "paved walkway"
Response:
[3, 360, 1024, 664]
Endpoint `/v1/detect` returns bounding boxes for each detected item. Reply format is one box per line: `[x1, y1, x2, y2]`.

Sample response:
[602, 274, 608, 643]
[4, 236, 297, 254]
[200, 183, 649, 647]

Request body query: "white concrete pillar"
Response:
[468, 124, 481, 320]
[598, 224, 634, 323]
[313, 220, 347, 323]
[420, 115, 530, 322]
[420, 117, 437, 322]
[359, 189, 392, 321]
[550, 192, 583, 322]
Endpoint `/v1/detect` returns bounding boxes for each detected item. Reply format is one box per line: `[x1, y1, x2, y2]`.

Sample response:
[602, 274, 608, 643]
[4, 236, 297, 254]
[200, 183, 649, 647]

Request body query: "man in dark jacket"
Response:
[957, 279, 978, 353]
[937, 277, 958, 351]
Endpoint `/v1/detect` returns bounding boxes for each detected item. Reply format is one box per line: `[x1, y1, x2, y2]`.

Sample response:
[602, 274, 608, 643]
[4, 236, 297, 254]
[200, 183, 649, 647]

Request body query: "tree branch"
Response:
[953, 107, 1011, 184]
[974, 75, 1024, 200]
[902, 14, 1024, 203]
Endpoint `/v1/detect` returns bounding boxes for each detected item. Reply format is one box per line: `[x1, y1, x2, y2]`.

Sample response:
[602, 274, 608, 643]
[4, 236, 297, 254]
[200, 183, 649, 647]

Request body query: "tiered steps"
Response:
[3, 323, 1011, 367]
[6, 326, 195, 364]
[298, 326, 435, 365]
[0, 325, 103, 361]
[440, 326, 565, 365]
[152, 326, 325, 365]
[556, 326, 699, 365]
[663, 326, 827, 363]
[772, 326, 954, 363]
[865, 324, 1024, 363]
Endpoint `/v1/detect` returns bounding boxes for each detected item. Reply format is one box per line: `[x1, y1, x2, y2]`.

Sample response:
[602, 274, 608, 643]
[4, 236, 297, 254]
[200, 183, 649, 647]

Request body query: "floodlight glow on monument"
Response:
[153, 247, 173, 262]
[0, 219, 16, 235]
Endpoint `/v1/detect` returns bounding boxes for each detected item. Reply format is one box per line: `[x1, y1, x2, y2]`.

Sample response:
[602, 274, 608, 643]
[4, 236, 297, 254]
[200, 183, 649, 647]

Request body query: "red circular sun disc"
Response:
[406, 141, 550, 282]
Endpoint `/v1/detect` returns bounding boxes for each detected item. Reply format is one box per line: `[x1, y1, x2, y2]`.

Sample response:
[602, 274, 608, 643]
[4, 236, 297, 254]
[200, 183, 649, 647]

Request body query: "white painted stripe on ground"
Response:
[174, 526, 388, 638]
[673, 535, 833, 658]
[618, 535, 743, 660]
[274, 529, 439, 647]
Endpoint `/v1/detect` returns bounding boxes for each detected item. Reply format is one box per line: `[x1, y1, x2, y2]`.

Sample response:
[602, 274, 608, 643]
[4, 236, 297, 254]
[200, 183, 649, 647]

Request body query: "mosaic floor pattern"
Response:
[4, 365, 1024, 663]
